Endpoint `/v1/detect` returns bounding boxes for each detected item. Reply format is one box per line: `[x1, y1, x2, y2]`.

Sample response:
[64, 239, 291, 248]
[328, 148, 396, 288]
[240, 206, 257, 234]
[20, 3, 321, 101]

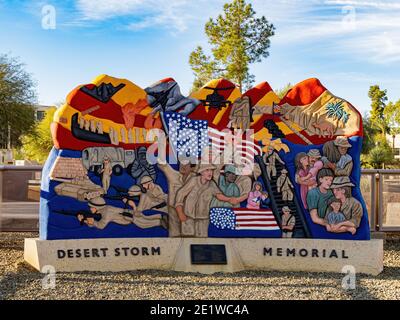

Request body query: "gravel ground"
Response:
[0, 232, 399, 300]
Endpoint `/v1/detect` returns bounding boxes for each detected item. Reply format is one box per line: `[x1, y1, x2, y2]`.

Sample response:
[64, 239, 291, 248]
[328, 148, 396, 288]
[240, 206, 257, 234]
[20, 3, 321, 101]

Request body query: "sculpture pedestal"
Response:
[24, 238, 384, 275]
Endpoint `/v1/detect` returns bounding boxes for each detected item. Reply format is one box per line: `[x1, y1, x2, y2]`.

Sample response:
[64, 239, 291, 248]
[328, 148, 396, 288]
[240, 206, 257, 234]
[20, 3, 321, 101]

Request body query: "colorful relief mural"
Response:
[40, 75, 369, 240]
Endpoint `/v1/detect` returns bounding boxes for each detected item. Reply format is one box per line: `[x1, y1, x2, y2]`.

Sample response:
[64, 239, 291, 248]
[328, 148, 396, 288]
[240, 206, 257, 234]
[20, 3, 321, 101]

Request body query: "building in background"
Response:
[34, 105, 53, 122]
[387, 133, 400, 160]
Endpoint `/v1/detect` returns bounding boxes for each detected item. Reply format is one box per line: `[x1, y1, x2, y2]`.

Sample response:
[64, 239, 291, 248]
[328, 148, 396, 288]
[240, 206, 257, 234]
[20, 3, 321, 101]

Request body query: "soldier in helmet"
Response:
[263, 146, 285, 179]
[175, 164, 229, 237]
[77, 197, 106, 224]
[157, 157, 197, 237]
[228, 96, 251, 130]
[276, 169, 294, 202]
[281, 206, 295, 238]
[122, 185, 142, 212]
[80, 197, 129, 229]
[130, 147, 156, 182]
[100, 156, 113, 194]
[82, 196, 167, 230]
[135, 175, 168, 213]
[210, 165, 241, 208]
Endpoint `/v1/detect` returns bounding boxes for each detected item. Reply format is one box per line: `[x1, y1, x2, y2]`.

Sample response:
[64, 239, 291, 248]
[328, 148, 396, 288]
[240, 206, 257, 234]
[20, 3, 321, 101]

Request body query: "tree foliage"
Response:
[189, 46, 221, 94]
[361, 115, 379, 155]
[368, 85, 388, 136]
[367, 142, 394, 169]
[20, 107, 56, 163]
[0, 54, 36, 148]
[363, 85, 400, 168]
[189, 0, 275, 92]
[275, 83, 292, 99]
[384, 99, 400, 143]
[367, 84, 400, 141]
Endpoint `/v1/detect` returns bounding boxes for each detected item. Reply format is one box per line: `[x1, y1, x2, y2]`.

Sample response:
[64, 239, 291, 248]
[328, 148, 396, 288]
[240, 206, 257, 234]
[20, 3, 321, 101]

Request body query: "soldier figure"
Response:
[136, 176, 168, 214]
[81, 196, 167, 230]
[158, 159, 197, 237]
[130, 146, 156, 182]
[277, 169, 294, 202]
[100, 156, 112, 194]
[281, 206, 295, 238]
[175, 164, 229, 238]
[263, 146, 285, 179]
[228, 96, 251, 130]
[210, 165, 241, 208]
[324, 137, 354, 177]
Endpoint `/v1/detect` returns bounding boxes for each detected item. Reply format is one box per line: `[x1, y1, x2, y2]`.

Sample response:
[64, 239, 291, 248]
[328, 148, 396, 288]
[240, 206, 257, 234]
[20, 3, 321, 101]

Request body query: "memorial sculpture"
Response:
[39, 75, 369, 241]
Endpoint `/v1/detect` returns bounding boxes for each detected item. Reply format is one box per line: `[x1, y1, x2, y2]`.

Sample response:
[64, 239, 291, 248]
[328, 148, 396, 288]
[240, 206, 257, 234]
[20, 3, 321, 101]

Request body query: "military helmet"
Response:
[128, 185, 142, 196]
[334, 136, 352, 148]
[139, 175, 153, 185]
[224, 165, 238, 175]
[197, 164, 217, 174]
[282, 206, 291, 213]
[330, 176, 355, 189]
[307, 149, 322, 158]
[88, 197, 106, 208]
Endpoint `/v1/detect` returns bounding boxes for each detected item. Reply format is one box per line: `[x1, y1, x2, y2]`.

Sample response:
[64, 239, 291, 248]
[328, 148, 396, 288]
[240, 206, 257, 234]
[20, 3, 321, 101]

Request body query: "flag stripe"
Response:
[208, 127, 261, 156]
[209, 127, 227, 136]
[233, 208, 273, 212]
[234, 211, 273, 214]
[235, 217, 276, 221]
[236, 226, 280, 231]
[233, 207, 279, 231]
[236, 221, 278, 226]
[235, 214, 275, 218]
[210, 205, 280, 232]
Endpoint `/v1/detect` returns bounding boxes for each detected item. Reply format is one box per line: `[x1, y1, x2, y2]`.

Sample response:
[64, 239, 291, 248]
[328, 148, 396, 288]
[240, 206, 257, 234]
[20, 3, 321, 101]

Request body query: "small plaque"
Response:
[190, 244, 227, 265]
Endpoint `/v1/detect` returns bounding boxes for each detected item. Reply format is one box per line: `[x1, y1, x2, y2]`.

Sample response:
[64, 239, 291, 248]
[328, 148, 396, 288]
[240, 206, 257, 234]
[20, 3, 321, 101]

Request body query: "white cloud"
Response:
[341, 31, 400, 63]
[256, 0, 400, 64]
[324, 0, 400, 9]
[75, 0, 216, 33]
[67, 0, 400, 63]
[76, 0, 154, 20]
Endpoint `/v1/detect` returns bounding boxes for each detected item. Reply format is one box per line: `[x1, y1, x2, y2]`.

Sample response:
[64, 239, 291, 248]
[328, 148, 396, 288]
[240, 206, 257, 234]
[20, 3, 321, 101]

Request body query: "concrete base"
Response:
[24, 238, 384, 276]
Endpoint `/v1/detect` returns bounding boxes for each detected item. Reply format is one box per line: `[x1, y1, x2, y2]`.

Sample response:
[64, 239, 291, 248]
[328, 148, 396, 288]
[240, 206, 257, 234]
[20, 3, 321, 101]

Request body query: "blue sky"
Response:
[0, 0, 399, 114]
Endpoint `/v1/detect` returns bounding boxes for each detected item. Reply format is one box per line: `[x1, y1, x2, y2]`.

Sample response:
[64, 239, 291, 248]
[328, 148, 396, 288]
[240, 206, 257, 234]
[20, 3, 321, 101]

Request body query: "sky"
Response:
[0, 0, 399, 114]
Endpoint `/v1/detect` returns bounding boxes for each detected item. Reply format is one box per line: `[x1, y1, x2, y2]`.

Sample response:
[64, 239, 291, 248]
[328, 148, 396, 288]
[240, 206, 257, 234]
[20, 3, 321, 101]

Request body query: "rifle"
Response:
[53, 210, 102, 226]
[119, 202, 168, 218]
[111, 184, 147, 194]
[103, 194, 139, 202]
[103, 185, 143, 202]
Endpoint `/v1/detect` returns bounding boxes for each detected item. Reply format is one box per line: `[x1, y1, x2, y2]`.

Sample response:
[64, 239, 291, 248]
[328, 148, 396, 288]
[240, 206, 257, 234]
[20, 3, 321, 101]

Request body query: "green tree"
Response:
[20, 107, 56, 163]
[189, 46, 221, 93]
[368, 85, 388, 136]
[275, 83, 292, 99]
[361, 115, 379, 155]
[384, 99, 400, 148]
[367, 85, 400, 155]
[0, 54, 36, 149]
[367, 142, 394, 169]
[189, 0, 275, 92]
